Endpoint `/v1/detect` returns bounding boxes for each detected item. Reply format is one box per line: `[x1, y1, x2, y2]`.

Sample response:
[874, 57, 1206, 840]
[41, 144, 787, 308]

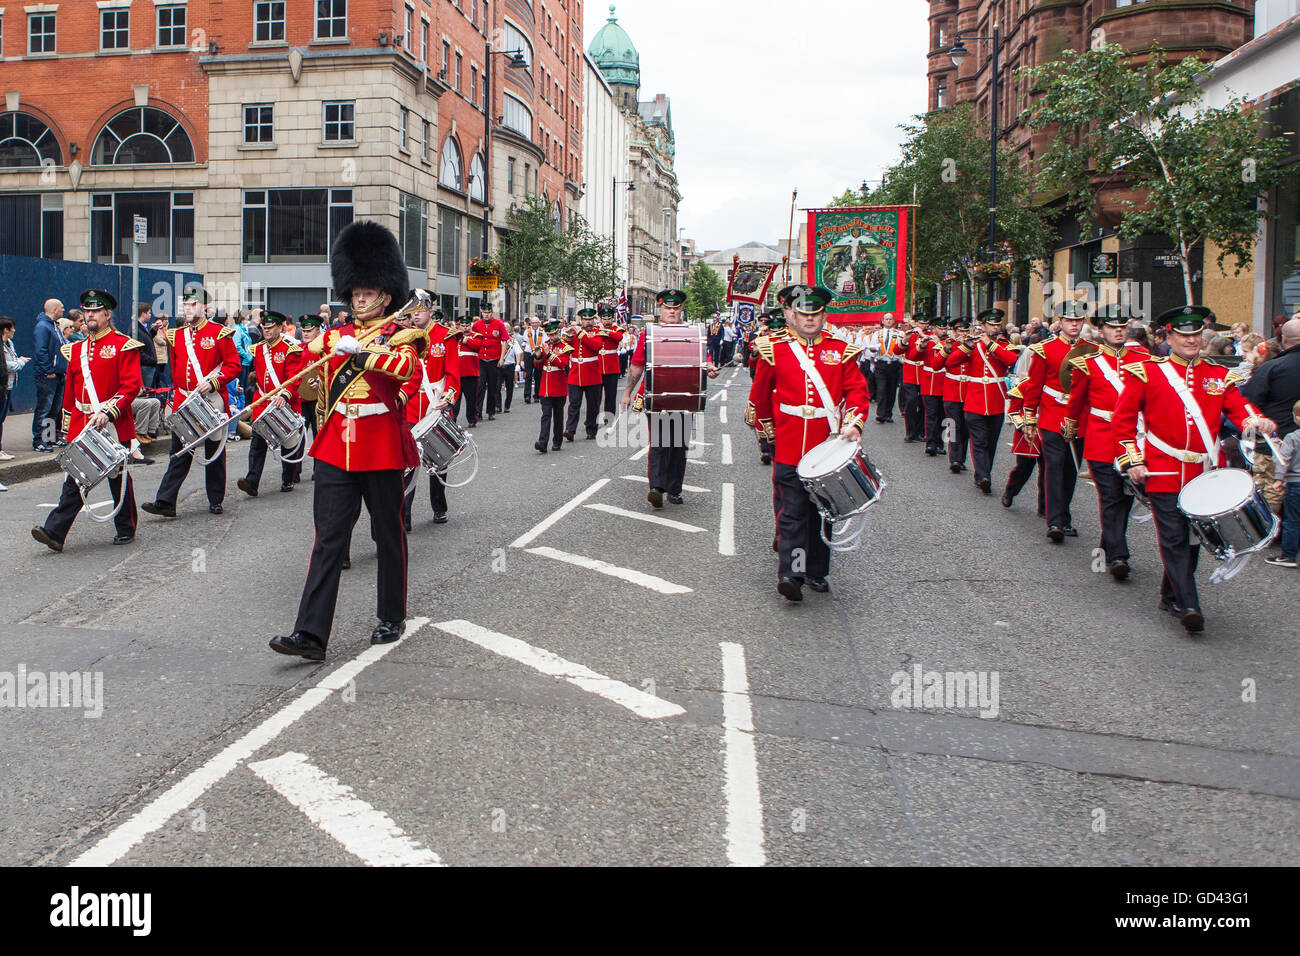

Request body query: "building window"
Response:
[91, 107, 194, 165]
[101, 8, 129, 50]
[399, 191, 427, 269]
[438, 207, 461, 275]
[422, 119, 431, 162]
[442, 40, 450, 76]
[322, 101, 355, 143]
[502, 92, 532, 139]
[455, 52, 462, 90]
[399, 107, 409, 151]
[503, 22, 532, 67]
[0, 111, 62, 167]
[254, 1, 285, 42]
[404, 5, 413, 50]
[469, 153, 486, 203]
[243, 104, 273, 145]
[315, 0, 347, 40]
[440, 136, 463, 190]
[242, 187, 352, 264]
[936, 83, 947, 109]
[0, 193, 63, 259]
[157, 5, 186, 47]
[91, 191, 193, 265]
[470, 67, 477, 106]
[420, 19, 428, 63]
[507, 157, 515, 195]
[28, 12, 55, 54]
[467, 217, 483, 264]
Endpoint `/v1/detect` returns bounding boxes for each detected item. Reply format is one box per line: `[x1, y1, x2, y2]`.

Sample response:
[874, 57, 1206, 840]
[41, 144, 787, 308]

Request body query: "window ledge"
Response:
[98, 48, 133, 55]
[25, 53, 58, 59]
[318, 141, 359, 149]
[249, 40, 288, 49]
[399, 147, 412, 157]
[154, 45, 189, 53]
[311, 37, 351, 45]
[239, 143, 276, 151]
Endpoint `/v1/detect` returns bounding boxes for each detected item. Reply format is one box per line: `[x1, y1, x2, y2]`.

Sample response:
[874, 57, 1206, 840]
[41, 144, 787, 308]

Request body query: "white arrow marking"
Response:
[525, 546, 692, 595]
[630, 445, 649, 461]
[436, 620, 686, 719]
[720, 642, 765, 866]
[584, 502, 706, 532]
[248, 751, 443, 867]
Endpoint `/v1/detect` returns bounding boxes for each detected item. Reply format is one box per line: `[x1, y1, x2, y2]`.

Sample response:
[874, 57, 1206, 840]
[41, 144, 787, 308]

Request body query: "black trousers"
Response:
[403, 469, 448, 523]
[647, 412, 690, 494]
[922, 395, 944, 452]
[773, 462, 831, 581]
[522, 354, 539, 401]
[294, 460, 406, 645]
[1149, 491, 1200, 612]
[964, 412, 1003, 484]
[44, 471, 137, 543]
[620, 352, 630, 374]
[246, 431, 295, 490]
[943, 399, 969, 467]
[1088, 459, 1134, 563]
[873, 361, 902, 420]
[900, 382, 923, 440]
[1041, 429, 1084, 529]
[866, 363, 878, 403]
[538, 395, 566, 447]
[602, 372, 620, 419]
[477, 360, 501, 417]
[155, 432, 226, 507]
[299, 400, 318, 483]
[455, 375, 479, 426]
[565, 383, 602, 438]
[500, 364, 516, 411]
[1005, 454, 1045, 515]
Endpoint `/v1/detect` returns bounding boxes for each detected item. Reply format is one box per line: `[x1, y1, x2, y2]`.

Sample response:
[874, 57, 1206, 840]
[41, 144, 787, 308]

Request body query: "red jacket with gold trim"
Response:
[401, 323, 462, 424]
[566, 328, 607, 387]
[59, 328, 143, 443]
[251, 335, 306, 414]
[164, 320, 241, 411]
[1061, 345, 1145, 463]
[946, 338, 1018, 415]
[534, 340, 572, 398]
[1016, 334, 1080, 434]
[598, 325, 624, 376]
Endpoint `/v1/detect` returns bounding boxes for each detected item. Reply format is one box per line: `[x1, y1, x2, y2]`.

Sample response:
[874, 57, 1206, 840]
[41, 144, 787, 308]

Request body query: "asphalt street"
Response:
[1, 365, 1297, 866]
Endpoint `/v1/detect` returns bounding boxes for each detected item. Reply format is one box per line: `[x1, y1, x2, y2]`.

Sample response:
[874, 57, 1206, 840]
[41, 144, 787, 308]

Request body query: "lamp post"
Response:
[660, 206, 672, 290]
[613, 177, 635, 290]
[481, 42, 529, 263]
[948, 23, 1000, 307]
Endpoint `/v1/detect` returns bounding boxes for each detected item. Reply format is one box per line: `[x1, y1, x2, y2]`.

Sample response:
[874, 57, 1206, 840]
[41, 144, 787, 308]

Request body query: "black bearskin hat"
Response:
[330, 220, 409, 311]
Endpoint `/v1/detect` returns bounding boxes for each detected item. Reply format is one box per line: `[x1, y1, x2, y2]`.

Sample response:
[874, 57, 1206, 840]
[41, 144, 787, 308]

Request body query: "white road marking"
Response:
[619, 475, 711, 493]
[687, 458, 709, 465]
[584, 502, 706, 532]
[720, 641, 765, 866]
[719, 482, 736, 556]
[525, 546, 693, 595]
[719, 390, 728, 403]
[630, 445, 649, 461]
[722, 434, 733, 465]
[70, 618, 431, 867]
[719, 406, 728, 424]
[510, 478, 610, 549]
[436, 620, 686, 719]
[248, 751, 443, 867]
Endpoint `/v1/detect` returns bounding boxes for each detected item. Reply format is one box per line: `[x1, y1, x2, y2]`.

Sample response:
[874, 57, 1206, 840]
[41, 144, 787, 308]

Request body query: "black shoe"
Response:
[269, 631, 326, 661]
[524, 399, 532, 405]
[1001, 493, 1014, 508]
[903, 437, 916, 444]
[535, 441, 547, 453]
[585, 433, 597, 440]
[552, 443, 562, 451]
[31, 526, 63, 553]
[342, 556, 352, 570]
[433, 512, 447, 524]
[237, 478, 258, 497]
[564, 431, 575, 442]
[113, 534, 135, 545]
[1107, 559, 1130, 581]
[807, 577, 830, 593]
[370, 620, 404, 645]
[647, 488, 664, 509]
[777, 577, 804, 602]
[876, 418, 886, 424]
[1180, 608, 1205, 633]
[977, 478, 992, 494]
[949, 463, 962, 474]
[141, 501, 177, 518]
[280, 483, 293, 492]
[468, 422, 477, 429]
[1158, 598, 1184, 616]
[760, 453, 771, 465]
[403, 518, 413, 533]
[209, 503, 223, 515]
[131, 455, 156, 466]
[885, 418, 894, 423]
[667, 493, 684, 504]
[488, 416, 496, 421]
[925, 447, 938, 457]
[1063, 526, 1078, 537]
[1047, 526, 1065, 543]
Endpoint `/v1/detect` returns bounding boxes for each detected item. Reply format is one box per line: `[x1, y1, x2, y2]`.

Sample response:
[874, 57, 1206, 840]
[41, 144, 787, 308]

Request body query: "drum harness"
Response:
[71, 339, 130, 523]
[405, 374, 479, 492]
[257, 340, 309, 466]
[179, 326, 230, 467]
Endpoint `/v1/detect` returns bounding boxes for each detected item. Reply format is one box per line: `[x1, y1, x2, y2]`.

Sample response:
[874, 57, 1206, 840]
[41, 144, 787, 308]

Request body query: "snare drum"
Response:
[56, 426, 127, 493]
[644, 324, 707, 413]
[251, 403, 305, 452]
[411, 408, 468, 472]
[169, 389, 229, 448]
[1178, 467, 1278, 560]
[796, 437, 885, 520]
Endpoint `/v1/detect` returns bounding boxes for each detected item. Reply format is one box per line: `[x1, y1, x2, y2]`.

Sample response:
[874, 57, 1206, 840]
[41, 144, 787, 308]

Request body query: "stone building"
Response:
[578, 50, 631, 302]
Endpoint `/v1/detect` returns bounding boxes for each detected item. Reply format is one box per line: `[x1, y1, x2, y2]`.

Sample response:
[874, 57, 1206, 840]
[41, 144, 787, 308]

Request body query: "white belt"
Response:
[903, 358, 921, 367]
[341, 402, 389, 419]
[1145, 432, 1209, 464]
[599, 349, 616, 356]
[969, 376, 1002, 384]
[571, 356, 598, 364]
[75, 399, 107, 413]
[780, 403, 829, 419]
[1043, 385, 1066, 403]
[1089, 407, 1113, 422]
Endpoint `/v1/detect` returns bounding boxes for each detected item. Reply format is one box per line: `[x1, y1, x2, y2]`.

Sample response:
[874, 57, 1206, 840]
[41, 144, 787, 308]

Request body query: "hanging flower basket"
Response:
[972, 259, 1013, 280]
[469, 256, 501, 278]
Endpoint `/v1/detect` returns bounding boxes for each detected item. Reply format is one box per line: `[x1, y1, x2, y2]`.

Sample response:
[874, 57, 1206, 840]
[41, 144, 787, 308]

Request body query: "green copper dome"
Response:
[589, 5, 639, 88]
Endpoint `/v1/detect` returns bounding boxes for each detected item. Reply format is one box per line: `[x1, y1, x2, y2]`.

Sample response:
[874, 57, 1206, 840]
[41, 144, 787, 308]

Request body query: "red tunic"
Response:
[748, 331, 870, 466]
[567, 329, 606, 387]
[940, 343, 966, 404]
[252, 336, 306, 414]
[902, 332, 924, 386]
[470, 316, 511, 361]
[1017, 334, 1080, 434]
[1061, 345, 1141, 464]
[598, 326, 624, 376]
[165, 320, 241, 411]
[456, 331, 485, 379]
[946, 339, 1018, 415]
[400, 324, 462, 424]
[1005, 390, 1041, 458]
[58, 328, 143, 443]
[535, 341, 572, 398]
[919, 340, 946, 397]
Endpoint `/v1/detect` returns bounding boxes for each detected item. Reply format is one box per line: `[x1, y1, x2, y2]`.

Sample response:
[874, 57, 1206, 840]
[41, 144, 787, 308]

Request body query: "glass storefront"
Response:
[1267, 88, 1300, 326]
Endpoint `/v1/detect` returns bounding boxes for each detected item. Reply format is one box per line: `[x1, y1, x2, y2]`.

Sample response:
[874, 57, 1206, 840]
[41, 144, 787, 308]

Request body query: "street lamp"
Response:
[660, 206, 672, 289]
[949, 23, 1001, 304]
[481, 42, 529, 268]
[613, 178, 635, 287]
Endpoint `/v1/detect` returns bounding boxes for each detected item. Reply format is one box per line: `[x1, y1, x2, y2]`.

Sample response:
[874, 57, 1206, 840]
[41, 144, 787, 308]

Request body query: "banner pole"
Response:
[785, 189, 797, 284]
[910, 184, 918, 318]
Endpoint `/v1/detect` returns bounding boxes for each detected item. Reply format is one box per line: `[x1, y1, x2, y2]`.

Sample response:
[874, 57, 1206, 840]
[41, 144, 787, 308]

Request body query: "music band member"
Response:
[270, 221, 427, 660]
[939, 318, 970, 474]
[534, 319, 571, 453]
[868, 312, 905, 424]
[472, 301, 509, 422]
[622, 289, 720, 508]
[400, 306, 461, 528]
[918, 323, 947, 456]
[237, 311, 305, 498]
[946, 308, 1019, 494]
[597, 302, 625, 420]
[1112, 305, 1275, 634]
[900, 315, 927, 443]
[748, 284, 868, 602]
[142, 287, 241, 517]
[32, 289, 143, 551]
[454, 316, 485, 428]
[564, 309, 607, 441]
[1003, 349, 1046, 516]
[297, 313, 325, 460]
[746, 308, 788, 465]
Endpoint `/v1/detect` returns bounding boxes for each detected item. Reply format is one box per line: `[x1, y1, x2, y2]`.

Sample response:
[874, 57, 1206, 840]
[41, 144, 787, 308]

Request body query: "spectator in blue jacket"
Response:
[31, 298, 68, 451]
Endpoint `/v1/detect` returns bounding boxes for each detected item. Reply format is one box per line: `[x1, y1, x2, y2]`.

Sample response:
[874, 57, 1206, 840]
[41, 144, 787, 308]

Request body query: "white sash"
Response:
[421, 372, 445, 405]
[1157, 362, 1218, 468]
[1094, 354, 1124, 396]
[786, 340, 841, 432]
[80, 339, 103, 413]
[974, 342, 1007, 402]
[184, 326, 208, 390]
[262, 342, 284, 389]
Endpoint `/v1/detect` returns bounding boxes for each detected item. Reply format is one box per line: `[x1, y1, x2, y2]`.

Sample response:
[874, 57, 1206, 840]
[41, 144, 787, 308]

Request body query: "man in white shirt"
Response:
[867, 313, 904, 423]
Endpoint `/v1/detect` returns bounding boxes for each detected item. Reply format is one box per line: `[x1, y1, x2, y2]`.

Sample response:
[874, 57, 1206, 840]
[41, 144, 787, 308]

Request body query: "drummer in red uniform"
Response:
[142, 286, 241, 517]
[237, 310, 306, 498]
[533, 319, 571, 453]
[1112, 305, 1275, 633]
[745, 308, 788, 465]
[399, 305, 461, 528]
[749, 284, 869, 602]
[270, 221, 427, 660]
[32, 289, 143, 551]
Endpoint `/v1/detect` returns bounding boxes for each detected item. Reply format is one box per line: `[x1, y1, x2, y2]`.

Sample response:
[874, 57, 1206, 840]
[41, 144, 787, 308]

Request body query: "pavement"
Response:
[1, 367, 1297, 867]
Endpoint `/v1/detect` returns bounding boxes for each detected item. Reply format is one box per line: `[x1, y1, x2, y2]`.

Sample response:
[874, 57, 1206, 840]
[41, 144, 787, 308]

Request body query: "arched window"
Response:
[0, 112, 61, 167]
[91, 107, 194, 165]
[468, 153, 486, 202]
[439, 136, 463, 190]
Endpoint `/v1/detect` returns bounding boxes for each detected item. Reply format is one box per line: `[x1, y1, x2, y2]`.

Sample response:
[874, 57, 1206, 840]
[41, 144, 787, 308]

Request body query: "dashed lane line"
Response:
[720, 641, 765, 866]
[524, 546, 693, 595]
[719, 406, 729, 424]
[722, 434, 733, 465]
[510, 478, 610, 549]
[719, 483, 736, 557]
[584, 502, 707, 533]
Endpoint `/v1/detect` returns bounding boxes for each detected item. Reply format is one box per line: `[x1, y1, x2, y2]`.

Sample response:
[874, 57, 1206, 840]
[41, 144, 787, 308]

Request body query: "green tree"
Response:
[1020, 44, 1293, 305]
[685, 260, 726, 319]
[500, 194, 562, 313]
[562, 217, 619, 306]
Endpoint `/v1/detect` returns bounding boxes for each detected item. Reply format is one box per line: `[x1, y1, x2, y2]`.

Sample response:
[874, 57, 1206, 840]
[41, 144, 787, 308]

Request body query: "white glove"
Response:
[333, 334, 360, 355]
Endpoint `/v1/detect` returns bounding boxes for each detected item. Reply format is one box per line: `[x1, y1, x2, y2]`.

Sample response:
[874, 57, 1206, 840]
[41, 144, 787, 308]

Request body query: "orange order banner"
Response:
[805, 205, 909, 325]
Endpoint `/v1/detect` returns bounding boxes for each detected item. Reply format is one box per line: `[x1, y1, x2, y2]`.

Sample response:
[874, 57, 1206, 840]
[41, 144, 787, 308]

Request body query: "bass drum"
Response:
[1178, 467, 1278, 559]
[644, 324, 707, 413]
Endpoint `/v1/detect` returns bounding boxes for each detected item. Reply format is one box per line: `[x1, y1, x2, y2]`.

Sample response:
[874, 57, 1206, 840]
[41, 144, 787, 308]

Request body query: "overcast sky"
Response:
[583, 1, 929, 253]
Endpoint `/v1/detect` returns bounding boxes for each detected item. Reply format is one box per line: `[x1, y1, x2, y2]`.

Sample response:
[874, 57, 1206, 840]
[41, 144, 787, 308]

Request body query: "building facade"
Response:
[578, 50, 631, 296]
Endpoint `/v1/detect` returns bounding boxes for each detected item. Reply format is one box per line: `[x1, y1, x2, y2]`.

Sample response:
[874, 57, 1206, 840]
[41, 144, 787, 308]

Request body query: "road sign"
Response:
[467, 275, 499, 291]
[1154, 253, 1181, 268]
[133, 215, 148, 245]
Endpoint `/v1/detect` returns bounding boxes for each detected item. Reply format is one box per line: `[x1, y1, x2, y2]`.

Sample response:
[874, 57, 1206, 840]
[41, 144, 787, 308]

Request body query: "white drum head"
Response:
[797, 437, 859, 480]
[1178, 468, 1254, 518]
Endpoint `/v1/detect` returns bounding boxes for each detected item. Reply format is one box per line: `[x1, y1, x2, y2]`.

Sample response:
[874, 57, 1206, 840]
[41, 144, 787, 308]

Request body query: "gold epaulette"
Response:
[387, 326, 430, 358]
[1122, 361, 1148, 382]
[165, 328, 177, 347]
[285, 342, 303, 354]
[1223, 368, 1246, 387]
[1068, 354, 1091, 373]
[1028, 341, 1047, 359]
[59, 342, 74, 361]
[217, 325, 235, 339]
[122, 338, 144, 351]
[1007, 381, 1025, 400]
[754, 335, 776, 365]
[842, 343, 864, 362]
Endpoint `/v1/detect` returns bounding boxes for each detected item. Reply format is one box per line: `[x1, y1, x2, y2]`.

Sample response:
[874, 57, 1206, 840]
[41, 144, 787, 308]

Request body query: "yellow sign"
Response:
[467, 275, 499, 291]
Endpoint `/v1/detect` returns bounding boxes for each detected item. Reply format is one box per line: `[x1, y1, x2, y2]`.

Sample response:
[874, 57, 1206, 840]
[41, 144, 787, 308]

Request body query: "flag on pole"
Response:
[615, 286, 629, 322]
